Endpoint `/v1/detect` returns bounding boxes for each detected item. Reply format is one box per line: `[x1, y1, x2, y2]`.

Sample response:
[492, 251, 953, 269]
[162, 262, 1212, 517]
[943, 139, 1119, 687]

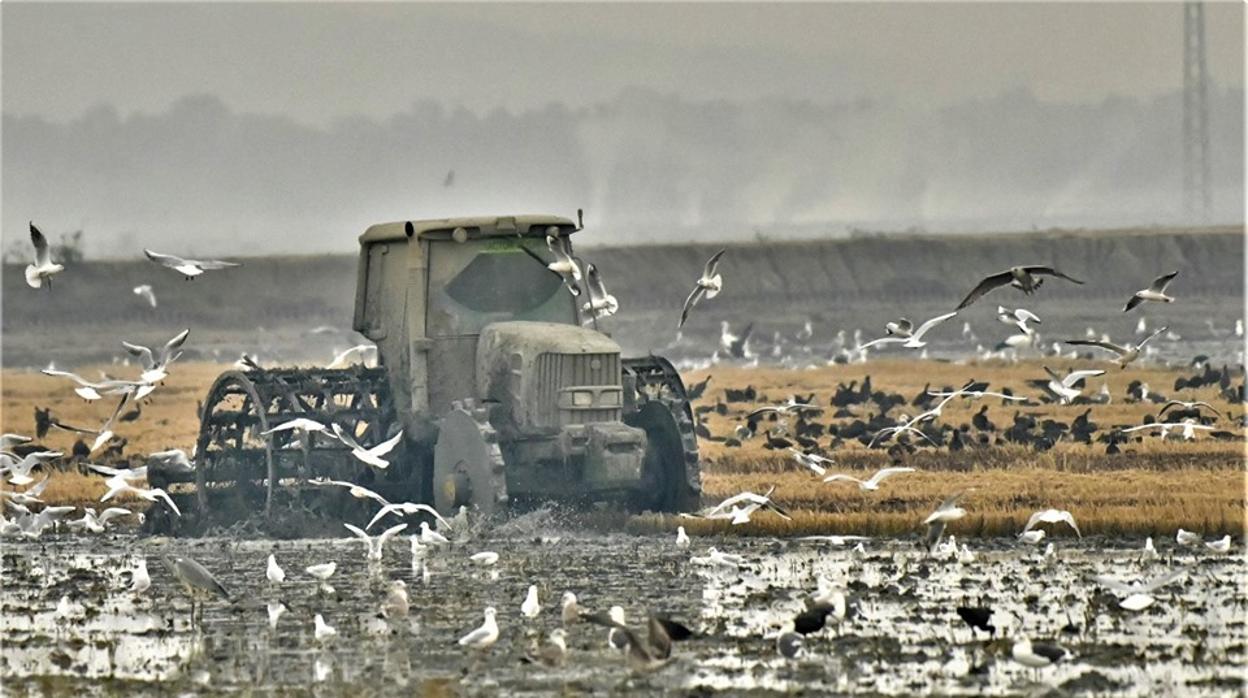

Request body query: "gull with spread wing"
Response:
[679, 249, 726, 328]
[824, 466, 916, 492]
[121, 329, 190, 384]
[1065, 328, 1166, 369]
[1123, 271, 1179, 312]
[331, 424, 404, 469]
[24, 223, 65, 289]
[956, 265, 1084, 309]
[144, 248, 240, 280]
[859, 312, 958, 351]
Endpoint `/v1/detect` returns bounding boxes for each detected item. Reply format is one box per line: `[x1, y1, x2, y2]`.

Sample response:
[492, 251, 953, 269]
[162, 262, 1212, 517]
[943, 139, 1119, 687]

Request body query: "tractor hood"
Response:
[479, 321, 620, 358]
[477, 322, 623, 432]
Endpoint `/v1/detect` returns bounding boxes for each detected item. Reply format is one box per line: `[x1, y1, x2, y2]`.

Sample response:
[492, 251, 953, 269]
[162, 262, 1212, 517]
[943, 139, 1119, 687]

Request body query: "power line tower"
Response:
[1182, 1, 1212, 222]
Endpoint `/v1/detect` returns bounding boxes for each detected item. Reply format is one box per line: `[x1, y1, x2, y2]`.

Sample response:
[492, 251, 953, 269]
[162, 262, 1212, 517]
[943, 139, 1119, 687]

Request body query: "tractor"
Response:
[148, 215, 700, 533]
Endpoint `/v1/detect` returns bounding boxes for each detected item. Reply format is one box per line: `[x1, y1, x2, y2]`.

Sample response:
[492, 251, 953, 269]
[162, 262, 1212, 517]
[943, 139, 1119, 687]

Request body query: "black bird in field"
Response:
[956, 606, 996, 637]
[971, 406, 995, 432]
[793, 603, 843, 636]
[686, 375, 712, 401]
[71, 439, 91, 460]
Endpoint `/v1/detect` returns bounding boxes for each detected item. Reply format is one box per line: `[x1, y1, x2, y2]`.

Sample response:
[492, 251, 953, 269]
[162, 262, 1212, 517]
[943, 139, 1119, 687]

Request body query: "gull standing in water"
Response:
[266, 554, 285, 583]
[675, 526, 691, 548]
[560, 592, 580, 625]
[1065, 328, 1167, 369]
[521, 584, 541, 619]
[1123, 271, 1179, 312]
[305, 559, 336, 591]
[24, 223, 65, 289]
[1205, 535, 1232, 553]
[470, 551, 499, 566]
[1176, 529, 1202, 547]
[131, 559, 152, 594]
[679, 249, 726, 328]
[144, 249, 240, 280]
[859, 312, 958, 351]
[523, 629, 568, 667]
[458, 607, 499, 651]
[956, 265, 1085, 309]
[419, 521, 449, 546]
[1011, 637, 1068, 677]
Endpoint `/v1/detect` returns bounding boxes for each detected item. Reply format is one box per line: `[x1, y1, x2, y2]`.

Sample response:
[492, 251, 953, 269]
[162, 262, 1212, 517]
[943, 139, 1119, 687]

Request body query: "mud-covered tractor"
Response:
[149, 215, 700, 532]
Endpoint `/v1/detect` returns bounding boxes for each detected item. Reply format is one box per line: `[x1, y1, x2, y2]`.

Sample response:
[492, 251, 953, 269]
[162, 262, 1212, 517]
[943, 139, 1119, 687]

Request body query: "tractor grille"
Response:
[535, 352, 621, 426]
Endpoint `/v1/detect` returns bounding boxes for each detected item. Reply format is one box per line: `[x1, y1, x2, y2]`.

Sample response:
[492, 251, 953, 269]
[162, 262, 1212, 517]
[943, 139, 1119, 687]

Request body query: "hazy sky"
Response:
[3, 2, 1243, 125]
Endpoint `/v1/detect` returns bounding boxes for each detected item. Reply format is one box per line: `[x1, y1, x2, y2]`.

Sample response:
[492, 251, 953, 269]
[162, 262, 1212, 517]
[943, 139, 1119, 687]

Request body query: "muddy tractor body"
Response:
[150, 216, 699, 531]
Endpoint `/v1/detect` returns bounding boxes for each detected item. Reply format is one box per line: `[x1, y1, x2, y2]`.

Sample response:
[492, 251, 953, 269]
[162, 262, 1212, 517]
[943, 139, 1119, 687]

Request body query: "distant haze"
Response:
[2, 2, 1244, 258]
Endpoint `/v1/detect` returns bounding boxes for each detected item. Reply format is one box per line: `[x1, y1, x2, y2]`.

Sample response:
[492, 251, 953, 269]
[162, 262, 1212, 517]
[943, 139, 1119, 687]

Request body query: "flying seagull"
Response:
[343, 522, 408, 561]
[133, 284, 158, 308]
[581, 263, 619, 320]
[859, 312, 958, 351]
[25, 223, 65, 289]
[1022, 508, 1082, 538]
[545, 235, 582, 297]
[1032, 366, 1106, 404]
[367, 501, 450, 530]
[122, 328, 190, 384]
[996, 306, 1042, 336]
[1123, 271, 1178, 312]
[923, 492, 968, 552]
[1065, 327, 1167, 368]
[823, 466, 916, 492]
[1093, 567, 1190, 611]
[679, 249, 726, 328]
[956, 266, 1084, 309]
[331, 424, 404, 469]
[144, 248, 240, 280]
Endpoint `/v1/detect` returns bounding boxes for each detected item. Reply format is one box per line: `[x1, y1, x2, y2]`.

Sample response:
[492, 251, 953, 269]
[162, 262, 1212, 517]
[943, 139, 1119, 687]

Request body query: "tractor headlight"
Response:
[598, 390, 621, 407]
[572, 391, 595, 407]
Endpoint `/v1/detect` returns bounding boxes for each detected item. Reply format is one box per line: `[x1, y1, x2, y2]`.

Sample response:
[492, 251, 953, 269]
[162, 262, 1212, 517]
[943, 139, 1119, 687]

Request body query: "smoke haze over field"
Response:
[2, 2, 1244, 257]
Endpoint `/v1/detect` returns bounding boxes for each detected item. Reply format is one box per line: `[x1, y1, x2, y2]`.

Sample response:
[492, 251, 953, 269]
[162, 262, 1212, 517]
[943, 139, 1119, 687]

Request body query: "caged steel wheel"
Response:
[191, 367, 412, 524]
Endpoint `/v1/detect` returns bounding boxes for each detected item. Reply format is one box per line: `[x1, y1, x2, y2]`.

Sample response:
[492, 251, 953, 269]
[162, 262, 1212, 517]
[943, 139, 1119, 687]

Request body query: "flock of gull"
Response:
[4, 222, 1244, 689]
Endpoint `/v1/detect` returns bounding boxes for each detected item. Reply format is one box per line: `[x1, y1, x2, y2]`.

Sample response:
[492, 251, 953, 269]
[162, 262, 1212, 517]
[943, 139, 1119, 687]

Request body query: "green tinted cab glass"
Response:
[426, 237, 577, 336]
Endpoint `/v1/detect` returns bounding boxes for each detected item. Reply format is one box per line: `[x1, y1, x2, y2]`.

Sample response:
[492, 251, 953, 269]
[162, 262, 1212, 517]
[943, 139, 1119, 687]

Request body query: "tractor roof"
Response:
[360, 215, 577, 245]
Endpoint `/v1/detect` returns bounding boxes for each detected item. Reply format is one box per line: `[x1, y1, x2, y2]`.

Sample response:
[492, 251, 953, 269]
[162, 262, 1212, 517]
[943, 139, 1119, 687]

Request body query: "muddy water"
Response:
[1, 522, 1244, 696]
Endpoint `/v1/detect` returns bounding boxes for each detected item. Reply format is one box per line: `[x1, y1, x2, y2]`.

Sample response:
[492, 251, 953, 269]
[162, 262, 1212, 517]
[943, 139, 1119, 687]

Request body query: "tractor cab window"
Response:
[427, 237, 578, 336]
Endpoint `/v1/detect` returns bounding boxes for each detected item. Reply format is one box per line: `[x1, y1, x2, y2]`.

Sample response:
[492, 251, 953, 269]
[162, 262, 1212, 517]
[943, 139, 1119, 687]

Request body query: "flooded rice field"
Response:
[2, 519, 1244, 696]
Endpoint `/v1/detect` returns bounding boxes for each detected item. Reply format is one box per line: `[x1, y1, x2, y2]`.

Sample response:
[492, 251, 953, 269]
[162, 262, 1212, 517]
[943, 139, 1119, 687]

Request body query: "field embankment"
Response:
[2, 226, 1242, 367]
